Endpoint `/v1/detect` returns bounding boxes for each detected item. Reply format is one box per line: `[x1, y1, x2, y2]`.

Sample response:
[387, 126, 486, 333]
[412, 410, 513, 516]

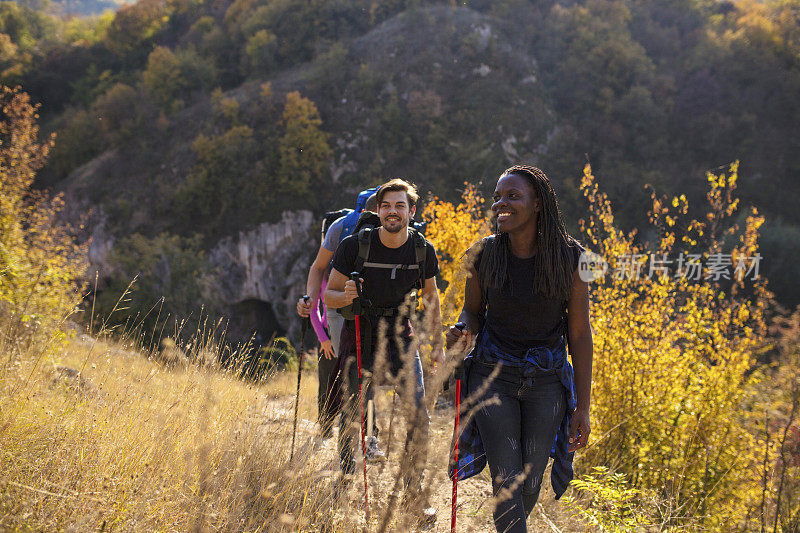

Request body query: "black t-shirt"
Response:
[471, 237, 584, 356]
[331, 228, 439, 310]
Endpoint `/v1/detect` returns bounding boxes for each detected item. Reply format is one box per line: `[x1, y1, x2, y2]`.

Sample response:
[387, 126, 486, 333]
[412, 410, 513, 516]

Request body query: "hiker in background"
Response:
[446, 165, 593, 533]
[325, 178, 442, 525]
[297, 190, 384, 458]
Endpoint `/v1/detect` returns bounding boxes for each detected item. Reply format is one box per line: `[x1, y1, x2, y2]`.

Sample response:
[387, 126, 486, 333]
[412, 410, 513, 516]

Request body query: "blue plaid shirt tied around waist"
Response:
[448, 330, 577, 499]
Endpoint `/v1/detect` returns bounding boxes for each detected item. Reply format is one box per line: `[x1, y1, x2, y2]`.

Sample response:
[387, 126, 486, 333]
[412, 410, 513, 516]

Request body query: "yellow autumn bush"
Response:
[578, 161, 769, 530]
[423, 184, 492, 325]
[0, 86, 87, 346]
[424, 163, 774, 530]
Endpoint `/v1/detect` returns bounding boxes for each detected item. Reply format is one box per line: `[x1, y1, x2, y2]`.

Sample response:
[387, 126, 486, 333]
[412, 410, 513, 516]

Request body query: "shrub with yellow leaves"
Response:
[422, 183, 492, 325]
[578, 161, 772, 530]
[565, 466, 655, 532]
[0, 86, 88, 354]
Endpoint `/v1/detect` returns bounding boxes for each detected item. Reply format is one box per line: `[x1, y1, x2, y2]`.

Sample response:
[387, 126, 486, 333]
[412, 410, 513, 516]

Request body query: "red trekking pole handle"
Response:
[351, 272, 369, 523]
[451, 321, 467, 533]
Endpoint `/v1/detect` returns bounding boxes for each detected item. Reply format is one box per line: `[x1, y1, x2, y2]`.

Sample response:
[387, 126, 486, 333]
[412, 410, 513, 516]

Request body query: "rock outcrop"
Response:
[76, 208, 317, 347]
[208, 210, 316, 342]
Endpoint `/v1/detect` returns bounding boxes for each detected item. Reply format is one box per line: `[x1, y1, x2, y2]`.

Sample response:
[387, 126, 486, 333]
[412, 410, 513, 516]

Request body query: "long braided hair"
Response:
[478, 165, 579, 302]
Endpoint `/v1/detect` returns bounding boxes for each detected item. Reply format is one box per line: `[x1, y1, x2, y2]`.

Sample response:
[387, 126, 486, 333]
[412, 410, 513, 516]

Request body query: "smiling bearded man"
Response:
[324, 178, 443, 526]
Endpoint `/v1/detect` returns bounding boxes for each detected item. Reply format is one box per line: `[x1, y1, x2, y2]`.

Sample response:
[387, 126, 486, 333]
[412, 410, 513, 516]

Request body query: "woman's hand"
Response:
[568, 407, 591, 452]
[319, 340, 335, 360]
[445, 324, 472, 352]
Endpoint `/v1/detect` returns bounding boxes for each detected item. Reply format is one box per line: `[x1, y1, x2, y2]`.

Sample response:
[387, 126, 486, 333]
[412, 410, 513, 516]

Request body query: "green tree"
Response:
[64, 11, 114, 44]
[142, 45, 216, 112]
[92, 82, 139, 143]
[0, 1, 60, 83]
[242, 29, 277, 76]
[176, 125, 259, 239]
[43, 106, 105, 186]
[98, 232, 219, 337]
[276, 91, 332, 197]
[105, 0, 170, 60]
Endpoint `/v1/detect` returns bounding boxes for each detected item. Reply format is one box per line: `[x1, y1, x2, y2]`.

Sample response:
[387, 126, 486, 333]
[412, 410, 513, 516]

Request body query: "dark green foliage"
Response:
[758, 220, 800, 309]
[95, 232, 220, 335]
[143, 45, 216, 112]
[242, 29, 277, 76]
[0, 1, 60, 82]
[175, 125, 260, 240]
[238, 336, 297, 381]
[93, 82, 138, 140]
[0, 1, 58, 48]
[5, 0, 800, 308]
[104, 0, 169, 61]
[44, 106, 105, 184]
[167, 88, 333, 241]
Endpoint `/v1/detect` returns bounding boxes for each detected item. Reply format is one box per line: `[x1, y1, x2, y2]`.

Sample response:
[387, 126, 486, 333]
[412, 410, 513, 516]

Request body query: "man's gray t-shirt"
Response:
[322, 215, 347, 313]
[322, 216, 347, 252]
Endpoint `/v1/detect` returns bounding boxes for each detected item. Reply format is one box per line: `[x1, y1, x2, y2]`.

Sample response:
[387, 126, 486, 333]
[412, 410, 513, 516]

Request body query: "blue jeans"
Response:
[469, 360, 566, 533]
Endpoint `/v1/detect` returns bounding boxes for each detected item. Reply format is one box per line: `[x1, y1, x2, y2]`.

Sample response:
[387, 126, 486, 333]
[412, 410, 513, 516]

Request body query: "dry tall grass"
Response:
[0, 322, 358, 531]
[0, 309, 588, 532]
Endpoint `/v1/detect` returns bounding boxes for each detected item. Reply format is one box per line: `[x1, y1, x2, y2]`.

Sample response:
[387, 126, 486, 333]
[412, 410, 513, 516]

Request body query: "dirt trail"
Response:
[265, 374, 581, 532]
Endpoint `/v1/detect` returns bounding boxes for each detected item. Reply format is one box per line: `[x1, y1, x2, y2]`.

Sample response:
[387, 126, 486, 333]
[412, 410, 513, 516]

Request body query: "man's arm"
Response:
[307, 246, 334, 301]
[323, 268, 359, 309]
[297, 245, 334, 317]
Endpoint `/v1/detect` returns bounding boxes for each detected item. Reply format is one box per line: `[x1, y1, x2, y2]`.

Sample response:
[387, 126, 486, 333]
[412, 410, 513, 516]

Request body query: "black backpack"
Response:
[338, 217, 428, 320]
[321, 208, 352, 244]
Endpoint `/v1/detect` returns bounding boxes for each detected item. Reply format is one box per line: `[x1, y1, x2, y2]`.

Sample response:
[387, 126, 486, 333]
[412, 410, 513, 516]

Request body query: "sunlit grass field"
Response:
[0, 329, 350, 531]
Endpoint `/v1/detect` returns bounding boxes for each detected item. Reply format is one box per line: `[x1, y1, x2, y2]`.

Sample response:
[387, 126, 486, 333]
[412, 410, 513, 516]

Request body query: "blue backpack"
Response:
[322, 187, 379, 277]
[320, 187, 380, 245]
[337, 186, 380, 243]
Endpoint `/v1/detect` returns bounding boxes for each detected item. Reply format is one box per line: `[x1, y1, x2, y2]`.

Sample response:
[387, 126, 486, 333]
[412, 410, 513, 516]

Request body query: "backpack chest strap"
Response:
[362, 261, 420, 279]
[355, 226, 427, 288]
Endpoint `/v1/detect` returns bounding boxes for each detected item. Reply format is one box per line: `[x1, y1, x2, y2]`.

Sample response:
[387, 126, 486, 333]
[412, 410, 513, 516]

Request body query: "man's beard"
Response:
[382, 216, 407, 233]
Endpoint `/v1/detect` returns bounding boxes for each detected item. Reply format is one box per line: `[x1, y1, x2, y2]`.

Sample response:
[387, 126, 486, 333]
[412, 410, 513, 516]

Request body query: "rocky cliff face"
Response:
[82, 209, 318, 346]
[208, 210, 316, 343]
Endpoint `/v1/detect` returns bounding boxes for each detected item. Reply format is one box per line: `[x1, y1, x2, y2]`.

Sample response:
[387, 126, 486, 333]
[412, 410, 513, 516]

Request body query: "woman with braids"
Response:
[446, 165, 593, 533]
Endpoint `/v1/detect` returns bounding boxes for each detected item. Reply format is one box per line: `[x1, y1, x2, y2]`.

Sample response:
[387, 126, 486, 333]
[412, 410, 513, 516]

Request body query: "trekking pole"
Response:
[290, 295, 310, 462]
[351, 272, 370, 522]
[451, 321, 467, 533]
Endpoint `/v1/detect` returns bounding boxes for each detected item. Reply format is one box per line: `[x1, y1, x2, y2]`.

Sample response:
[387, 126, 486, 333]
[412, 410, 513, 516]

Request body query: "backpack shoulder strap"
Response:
[477, 235, 495, 309]
[412, 229, 427, 289]
[354, 229, 428, 288]
[355, 226, 372, 274]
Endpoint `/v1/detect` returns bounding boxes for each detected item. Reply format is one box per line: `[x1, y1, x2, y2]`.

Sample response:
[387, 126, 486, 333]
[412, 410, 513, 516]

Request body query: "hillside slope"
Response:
[0, 332, 591, 531]
[58, 5, 553, 238]
[8, 0, 798, 325]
